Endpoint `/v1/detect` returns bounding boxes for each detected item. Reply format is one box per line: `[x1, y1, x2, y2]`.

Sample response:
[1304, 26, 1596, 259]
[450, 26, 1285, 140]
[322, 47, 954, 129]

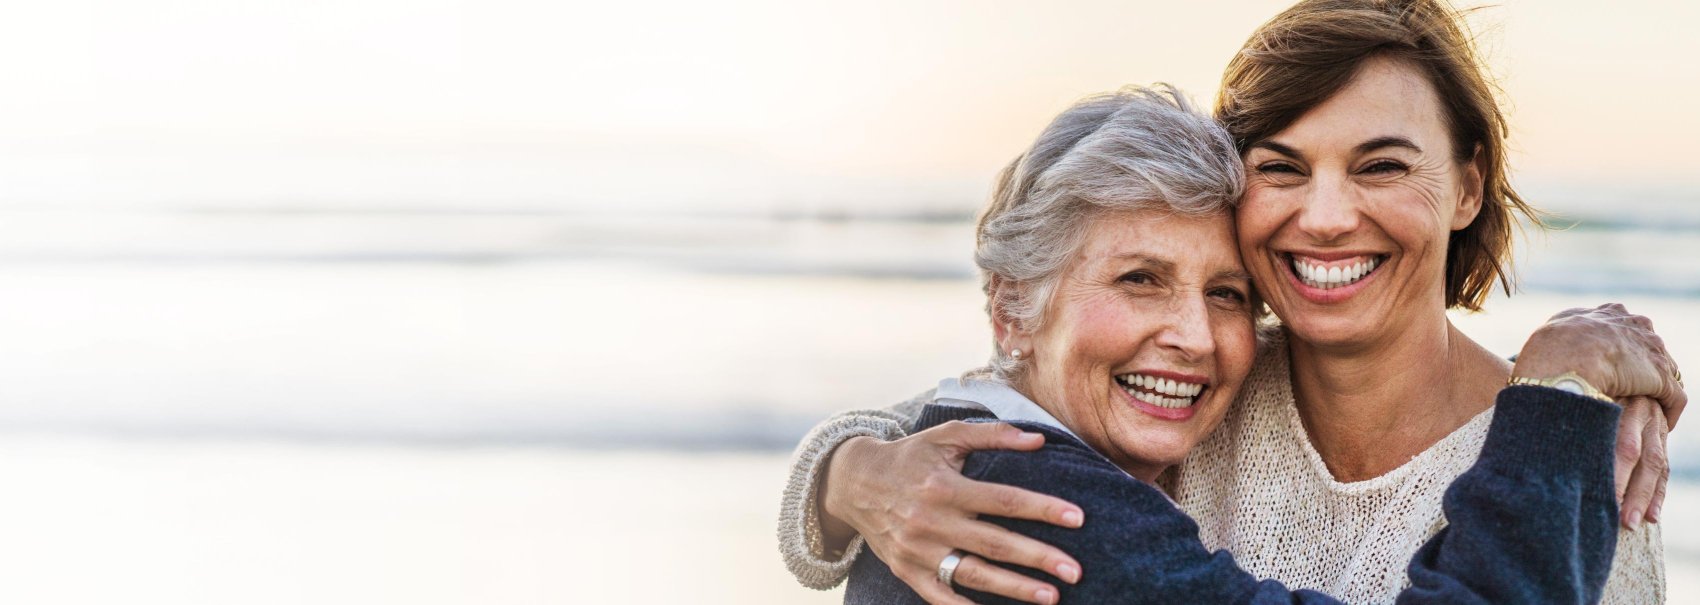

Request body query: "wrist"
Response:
[1508, 370, 1615, 404]
[817, 436, 872, 555]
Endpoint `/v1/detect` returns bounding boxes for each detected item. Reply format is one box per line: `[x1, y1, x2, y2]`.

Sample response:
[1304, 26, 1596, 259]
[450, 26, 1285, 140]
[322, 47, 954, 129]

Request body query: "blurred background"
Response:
[0, 0, 1694, 602]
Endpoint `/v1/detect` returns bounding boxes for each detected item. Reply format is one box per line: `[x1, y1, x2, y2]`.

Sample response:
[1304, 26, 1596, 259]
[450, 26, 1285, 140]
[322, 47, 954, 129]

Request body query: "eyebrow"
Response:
[1249, 140, 1303, 160]
[1250, 136, 1422, 159]
[1354, 136, 1422, 155]
[1215, 269, 1255, 283]
[1113, 253, 1176, 273]
[1113, 253, 1252, 282]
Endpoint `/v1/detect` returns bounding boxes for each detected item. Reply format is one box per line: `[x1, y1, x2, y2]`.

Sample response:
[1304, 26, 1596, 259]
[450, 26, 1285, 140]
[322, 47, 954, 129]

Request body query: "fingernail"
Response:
[1624, 510, 1641, 530]
[1055, 562, 1080, 584]
[1648, 503, 1662, 524]
[1061, 509, 1083, 527]
[1035, 587, 1057, 604]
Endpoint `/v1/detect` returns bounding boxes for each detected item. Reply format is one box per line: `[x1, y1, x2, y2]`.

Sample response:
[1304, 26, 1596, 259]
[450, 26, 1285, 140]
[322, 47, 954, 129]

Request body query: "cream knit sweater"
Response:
[777, 331, 1665, 603]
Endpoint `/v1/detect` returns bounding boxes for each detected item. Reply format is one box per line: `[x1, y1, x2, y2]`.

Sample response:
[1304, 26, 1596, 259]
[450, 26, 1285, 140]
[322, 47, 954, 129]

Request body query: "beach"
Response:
[0, 210, 1691, 603]
[0, 437, 1690, 604]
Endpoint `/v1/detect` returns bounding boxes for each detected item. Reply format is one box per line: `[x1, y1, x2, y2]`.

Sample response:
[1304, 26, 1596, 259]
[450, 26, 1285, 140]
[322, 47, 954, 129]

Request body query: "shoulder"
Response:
[962, 421, 1181, 522]
[1599, 521, 1665, 604]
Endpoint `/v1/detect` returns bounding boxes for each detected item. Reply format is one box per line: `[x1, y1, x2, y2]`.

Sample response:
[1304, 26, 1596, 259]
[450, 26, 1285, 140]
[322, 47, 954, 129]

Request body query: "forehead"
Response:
[1271, 56, 1448, 148]
[1076, 208, 1240, 269]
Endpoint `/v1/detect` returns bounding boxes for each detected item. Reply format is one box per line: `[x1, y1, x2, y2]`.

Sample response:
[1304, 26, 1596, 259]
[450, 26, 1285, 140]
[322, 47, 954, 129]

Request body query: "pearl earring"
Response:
[1011, 349, 1023, 359]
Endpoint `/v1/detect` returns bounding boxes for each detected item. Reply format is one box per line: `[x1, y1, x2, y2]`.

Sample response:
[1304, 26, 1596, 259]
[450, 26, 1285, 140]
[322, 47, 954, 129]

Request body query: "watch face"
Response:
[1553, 378, 1587, 395]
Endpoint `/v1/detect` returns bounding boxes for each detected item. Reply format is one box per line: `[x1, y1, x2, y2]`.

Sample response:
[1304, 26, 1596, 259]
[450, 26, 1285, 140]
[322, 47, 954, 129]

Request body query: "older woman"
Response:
[839, 84, 1628, 605]
[779, 1, 1683, 604]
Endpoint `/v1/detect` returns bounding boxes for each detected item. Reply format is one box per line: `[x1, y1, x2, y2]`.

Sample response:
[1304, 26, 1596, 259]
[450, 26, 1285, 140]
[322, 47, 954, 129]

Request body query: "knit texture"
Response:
[847, 386, 1622, 605]
[1171, 330, 1664, 604]
[778, 331, 1666, 602]
[777, 395, 926, 589]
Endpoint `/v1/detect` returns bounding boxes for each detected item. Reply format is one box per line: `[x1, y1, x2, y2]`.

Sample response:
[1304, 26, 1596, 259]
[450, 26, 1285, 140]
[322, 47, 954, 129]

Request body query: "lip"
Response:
[1284, 249, 1382, 263]
[1280, 251, 1386, 304]
[1115, 377, 1199, 421]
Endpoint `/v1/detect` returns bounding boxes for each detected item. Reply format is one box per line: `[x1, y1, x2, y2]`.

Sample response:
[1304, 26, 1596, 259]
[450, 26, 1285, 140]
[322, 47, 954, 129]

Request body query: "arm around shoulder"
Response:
[777, 391, 932, 589]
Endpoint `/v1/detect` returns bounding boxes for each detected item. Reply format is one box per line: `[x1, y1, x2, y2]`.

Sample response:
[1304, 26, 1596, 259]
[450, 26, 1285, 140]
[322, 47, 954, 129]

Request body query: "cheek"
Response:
[1212, 315, 1258, 374]
[1234, 189, 1285, 248]
[1069, 300, 1159, 365]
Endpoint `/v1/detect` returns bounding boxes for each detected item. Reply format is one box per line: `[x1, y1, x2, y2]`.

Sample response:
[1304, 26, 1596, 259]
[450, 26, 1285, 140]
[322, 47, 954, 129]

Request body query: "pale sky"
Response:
[0, 0, 1692, 213]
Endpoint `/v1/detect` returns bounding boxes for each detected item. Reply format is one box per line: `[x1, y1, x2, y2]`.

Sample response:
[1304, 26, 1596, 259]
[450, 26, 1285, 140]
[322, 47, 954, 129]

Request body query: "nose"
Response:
[1296, 175, 1361, 243]
[1156, 292, 1216, 363]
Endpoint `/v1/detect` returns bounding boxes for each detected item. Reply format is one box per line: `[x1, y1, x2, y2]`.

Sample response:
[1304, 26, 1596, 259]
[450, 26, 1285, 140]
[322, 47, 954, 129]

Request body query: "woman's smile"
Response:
[1113, 370, 1209, 421]
[1012, 207, 1255, 473]
[1282, 252, 1390, 303]
[1237, 56, 1476, 348]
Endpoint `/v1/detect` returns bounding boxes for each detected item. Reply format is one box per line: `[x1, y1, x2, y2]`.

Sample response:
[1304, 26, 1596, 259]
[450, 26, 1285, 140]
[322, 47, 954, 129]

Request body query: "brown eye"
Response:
[1120, 271, 1154, 285]
[1361, 160, 1406, 174]
[1209, 287, 1247, 303]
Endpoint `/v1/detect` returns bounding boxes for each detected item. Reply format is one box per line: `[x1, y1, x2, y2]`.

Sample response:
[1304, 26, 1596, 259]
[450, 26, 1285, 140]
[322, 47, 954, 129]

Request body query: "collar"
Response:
[933, 377, 1082, 443]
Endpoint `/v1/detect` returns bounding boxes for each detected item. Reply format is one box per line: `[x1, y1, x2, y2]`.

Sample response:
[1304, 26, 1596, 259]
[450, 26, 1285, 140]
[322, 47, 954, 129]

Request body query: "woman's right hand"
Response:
[819, 421, 1085, 605]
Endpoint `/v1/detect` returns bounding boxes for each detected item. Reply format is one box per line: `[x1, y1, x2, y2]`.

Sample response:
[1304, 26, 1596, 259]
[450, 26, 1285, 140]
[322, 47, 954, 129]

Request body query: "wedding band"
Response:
[937, 550, 965, 585]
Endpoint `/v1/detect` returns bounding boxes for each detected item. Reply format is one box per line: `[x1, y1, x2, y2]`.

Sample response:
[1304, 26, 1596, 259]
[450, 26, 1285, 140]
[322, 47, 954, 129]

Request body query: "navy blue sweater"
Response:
[844, 386, 1620, 604]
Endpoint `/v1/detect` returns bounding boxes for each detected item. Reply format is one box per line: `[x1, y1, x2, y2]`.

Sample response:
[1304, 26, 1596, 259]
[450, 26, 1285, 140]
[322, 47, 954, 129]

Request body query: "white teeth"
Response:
[1293, 256, 1381, 289]
[1117, 373, 1207, 408]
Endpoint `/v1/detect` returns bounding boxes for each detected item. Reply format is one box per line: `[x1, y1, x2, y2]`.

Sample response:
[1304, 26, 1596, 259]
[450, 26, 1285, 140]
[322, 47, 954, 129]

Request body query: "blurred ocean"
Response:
[0, 200, 1695, 603]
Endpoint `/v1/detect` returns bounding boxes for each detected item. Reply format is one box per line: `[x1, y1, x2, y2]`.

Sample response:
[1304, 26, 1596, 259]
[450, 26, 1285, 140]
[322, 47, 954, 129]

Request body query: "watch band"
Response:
[1507, 371, 1615, 404]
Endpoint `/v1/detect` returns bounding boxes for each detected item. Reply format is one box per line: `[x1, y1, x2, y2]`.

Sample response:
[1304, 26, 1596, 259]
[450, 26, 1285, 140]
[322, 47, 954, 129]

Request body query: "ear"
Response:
[1450, 145, 1487, 231]
[987, 275, 1034, 357]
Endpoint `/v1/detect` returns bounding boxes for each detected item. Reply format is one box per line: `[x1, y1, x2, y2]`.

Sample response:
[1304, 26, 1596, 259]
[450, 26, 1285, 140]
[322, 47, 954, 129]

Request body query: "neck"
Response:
[1286, 314, 1510, 482]
[1013, 378, 1170, 484]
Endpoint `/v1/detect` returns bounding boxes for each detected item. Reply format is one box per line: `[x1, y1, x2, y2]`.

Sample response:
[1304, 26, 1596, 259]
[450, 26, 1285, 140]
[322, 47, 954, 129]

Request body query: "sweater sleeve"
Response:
[777, 390, 931, 589]
[1397, 386, 1623, 605]
[951, 387, 1621, 605]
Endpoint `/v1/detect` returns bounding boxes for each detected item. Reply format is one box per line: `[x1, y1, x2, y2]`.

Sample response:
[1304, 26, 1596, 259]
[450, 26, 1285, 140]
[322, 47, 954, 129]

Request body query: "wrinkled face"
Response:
[1236, 56, 1483, 349]
[1006, 208, 1257, 479]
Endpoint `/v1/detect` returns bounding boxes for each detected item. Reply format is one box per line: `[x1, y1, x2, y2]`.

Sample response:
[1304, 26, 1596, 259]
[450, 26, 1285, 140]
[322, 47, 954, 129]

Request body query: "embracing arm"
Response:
[778, 391, 930, 588]
[953, 388, 1620, 605]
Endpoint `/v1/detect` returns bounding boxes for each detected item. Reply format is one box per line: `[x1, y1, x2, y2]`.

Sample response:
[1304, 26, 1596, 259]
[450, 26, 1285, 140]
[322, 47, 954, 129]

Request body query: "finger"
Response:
[953, 518, 1081, 584]
[1620, 404, 1669, 530]
[1664, 378, 1687, 429]
[952, 554, 1060, 605]
[1613, 398, 1652, 502]
[953, 478, 1085, 529]
[1648, 459, 1669, 525]
[935, 421, 1046, 453]
[903, 567, 979, 605]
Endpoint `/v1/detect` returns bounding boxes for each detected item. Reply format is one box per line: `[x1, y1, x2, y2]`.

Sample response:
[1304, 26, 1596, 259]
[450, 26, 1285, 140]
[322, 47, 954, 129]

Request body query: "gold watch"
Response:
[1508, 371, 1614, 404]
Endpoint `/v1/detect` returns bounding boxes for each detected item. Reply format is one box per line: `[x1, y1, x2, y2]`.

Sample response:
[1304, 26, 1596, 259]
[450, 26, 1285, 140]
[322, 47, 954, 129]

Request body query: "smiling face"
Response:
[1236, 56, 1484, 349]
[1001, 207, 1257, 480]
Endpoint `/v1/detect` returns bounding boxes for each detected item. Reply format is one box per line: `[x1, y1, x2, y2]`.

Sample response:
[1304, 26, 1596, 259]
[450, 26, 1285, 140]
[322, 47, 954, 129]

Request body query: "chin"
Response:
[1120, 430, 1195, 470]
[1275, 307, 1379, 348]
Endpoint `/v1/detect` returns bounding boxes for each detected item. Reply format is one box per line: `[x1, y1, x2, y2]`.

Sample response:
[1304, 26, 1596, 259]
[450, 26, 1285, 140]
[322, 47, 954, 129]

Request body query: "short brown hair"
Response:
[1215, 0, 1540, 311]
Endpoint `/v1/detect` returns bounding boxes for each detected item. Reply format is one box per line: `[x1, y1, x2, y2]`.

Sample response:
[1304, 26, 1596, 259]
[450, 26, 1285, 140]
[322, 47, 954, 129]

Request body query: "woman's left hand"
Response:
[1513, 303, 1685, 528]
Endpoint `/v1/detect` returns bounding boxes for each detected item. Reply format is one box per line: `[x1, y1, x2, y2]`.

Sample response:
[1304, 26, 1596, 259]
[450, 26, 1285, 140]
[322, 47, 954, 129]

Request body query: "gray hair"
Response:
[975, 84, 1244, 382]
